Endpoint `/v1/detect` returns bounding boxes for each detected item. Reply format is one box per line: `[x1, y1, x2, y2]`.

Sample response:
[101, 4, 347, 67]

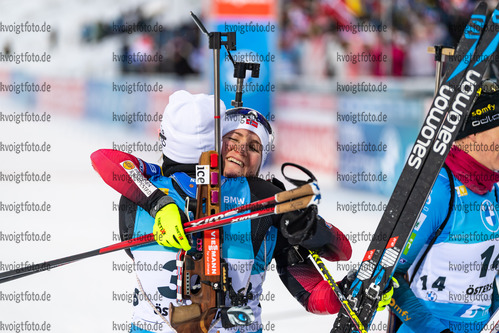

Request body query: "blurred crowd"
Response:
[280, 0, 482, 78]
[81, 7, 201, 76]
[81, 0, 486, 78]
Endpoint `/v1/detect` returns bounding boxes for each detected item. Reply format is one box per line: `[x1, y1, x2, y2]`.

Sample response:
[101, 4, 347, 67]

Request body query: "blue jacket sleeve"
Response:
[390, 169, 452, 332]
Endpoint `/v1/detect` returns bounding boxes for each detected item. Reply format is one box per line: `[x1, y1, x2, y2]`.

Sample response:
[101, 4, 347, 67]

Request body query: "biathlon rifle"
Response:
[168, 12, 260, 332]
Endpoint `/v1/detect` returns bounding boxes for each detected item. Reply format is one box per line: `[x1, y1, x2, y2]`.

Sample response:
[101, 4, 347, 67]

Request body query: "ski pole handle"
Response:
[427, 46, 455, 95]
[274, 195, 317, 214]
[275, 181, 320, 203]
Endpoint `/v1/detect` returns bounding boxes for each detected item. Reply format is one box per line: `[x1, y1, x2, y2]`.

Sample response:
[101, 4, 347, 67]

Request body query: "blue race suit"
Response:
[391, 167, 499, 333]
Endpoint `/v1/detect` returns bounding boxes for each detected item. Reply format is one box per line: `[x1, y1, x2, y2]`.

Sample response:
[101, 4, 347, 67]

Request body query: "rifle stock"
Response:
[170, 151, 223, 332]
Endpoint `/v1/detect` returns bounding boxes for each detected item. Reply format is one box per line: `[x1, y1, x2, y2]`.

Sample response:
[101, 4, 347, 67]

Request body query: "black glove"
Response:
[280, 205, 318, 246]
[337, 269, 356, 294]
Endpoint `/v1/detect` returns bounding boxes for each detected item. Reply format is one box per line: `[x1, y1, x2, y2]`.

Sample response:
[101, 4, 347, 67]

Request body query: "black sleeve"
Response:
[245, 177, 325, 259]
[246, 177, 283, 257]
[271, 228, 310, 303]
[118, 195, 138, 259]
[246, 177, 282, 200]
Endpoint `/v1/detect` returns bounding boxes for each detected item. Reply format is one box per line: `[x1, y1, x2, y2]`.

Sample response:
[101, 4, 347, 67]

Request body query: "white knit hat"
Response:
[160, 90, 226, 163]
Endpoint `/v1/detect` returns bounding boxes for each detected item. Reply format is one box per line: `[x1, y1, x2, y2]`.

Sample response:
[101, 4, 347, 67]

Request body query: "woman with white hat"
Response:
[91, 90, 352, 332]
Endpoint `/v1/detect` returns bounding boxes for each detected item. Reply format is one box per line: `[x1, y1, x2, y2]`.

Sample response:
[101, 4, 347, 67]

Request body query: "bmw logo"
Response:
[480, 200, 499, 232]
[427, 291, 437, 302]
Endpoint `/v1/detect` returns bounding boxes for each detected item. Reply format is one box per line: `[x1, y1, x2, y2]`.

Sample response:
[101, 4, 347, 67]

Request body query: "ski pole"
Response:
[0, 184, 319, 283]
[185, 194, 316, 233]
[308, 251, 367, 333]
[427, 45, 455, 94]
[184, 180, 320, 229]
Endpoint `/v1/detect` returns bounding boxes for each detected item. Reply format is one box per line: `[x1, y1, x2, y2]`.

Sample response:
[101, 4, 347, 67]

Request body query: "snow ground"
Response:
[0, 95, 390, 332]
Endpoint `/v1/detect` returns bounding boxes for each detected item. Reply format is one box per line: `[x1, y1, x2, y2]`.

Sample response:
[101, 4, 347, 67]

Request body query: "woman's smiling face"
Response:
[222, 129, 263, 177]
